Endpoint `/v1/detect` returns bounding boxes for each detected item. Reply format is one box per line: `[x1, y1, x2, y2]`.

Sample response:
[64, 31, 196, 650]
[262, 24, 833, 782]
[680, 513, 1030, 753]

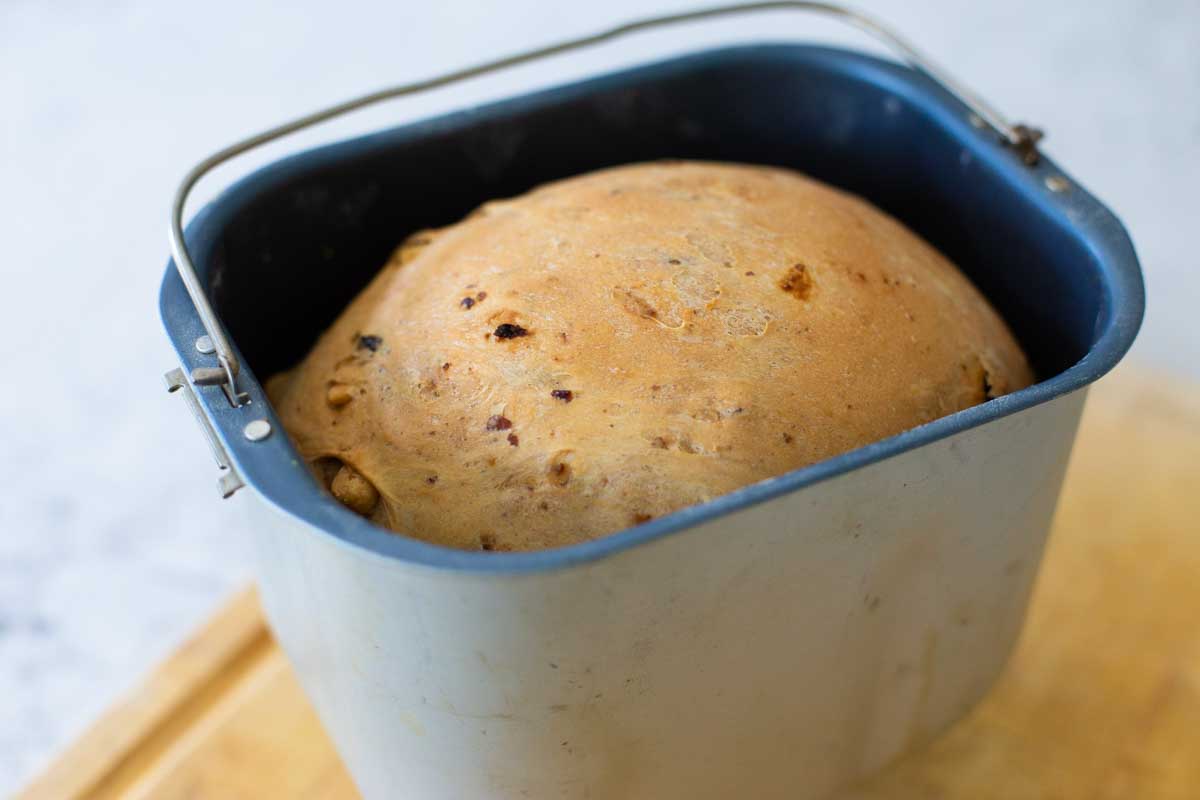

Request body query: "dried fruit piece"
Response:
[779, 264, 814, 300]
[357, 334, 383, 351]
[551, 389, 574, 402]
[494, 323, 528, 339]
[486, 415, 513, 431]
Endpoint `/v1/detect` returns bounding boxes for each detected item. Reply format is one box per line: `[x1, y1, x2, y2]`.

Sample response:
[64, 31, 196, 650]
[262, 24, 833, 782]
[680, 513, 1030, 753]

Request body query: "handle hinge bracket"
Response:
[165, 367, 245, 499]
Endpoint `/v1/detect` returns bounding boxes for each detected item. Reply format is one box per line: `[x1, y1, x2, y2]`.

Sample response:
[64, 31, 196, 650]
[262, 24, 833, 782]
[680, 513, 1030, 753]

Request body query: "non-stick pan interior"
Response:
[196, 44, 1115, 386]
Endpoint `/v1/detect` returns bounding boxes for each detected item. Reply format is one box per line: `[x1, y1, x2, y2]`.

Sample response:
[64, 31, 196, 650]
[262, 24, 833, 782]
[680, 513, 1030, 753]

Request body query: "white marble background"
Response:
[1, 0, 1196, 792]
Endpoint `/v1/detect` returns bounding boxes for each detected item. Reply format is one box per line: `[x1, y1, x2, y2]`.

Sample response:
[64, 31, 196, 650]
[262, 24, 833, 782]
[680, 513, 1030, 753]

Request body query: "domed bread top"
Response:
[267, 161, 1033, 552]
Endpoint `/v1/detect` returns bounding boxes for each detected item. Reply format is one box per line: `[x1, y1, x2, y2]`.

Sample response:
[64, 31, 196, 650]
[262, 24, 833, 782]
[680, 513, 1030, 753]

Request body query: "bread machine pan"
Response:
[158, 6, 1143, 799]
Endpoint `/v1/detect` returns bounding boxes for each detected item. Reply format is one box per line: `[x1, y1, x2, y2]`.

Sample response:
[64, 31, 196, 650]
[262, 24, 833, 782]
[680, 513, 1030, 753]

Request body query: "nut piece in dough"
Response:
[330, 463, 379, 516]
[326, 384, 354, 408]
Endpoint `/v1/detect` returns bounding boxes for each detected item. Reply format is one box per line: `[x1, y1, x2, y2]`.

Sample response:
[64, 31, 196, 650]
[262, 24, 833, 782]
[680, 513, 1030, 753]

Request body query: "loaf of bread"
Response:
[267, 161, 1033, 551]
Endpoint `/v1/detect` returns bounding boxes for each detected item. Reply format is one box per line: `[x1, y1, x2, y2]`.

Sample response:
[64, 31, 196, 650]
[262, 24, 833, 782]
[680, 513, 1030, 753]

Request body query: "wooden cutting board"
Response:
[18, 365, 1200, 799]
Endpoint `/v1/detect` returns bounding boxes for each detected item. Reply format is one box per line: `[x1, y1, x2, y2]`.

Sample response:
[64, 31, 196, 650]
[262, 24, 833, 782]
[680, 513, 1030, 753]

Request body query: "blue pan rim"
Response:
[159, 43, 1144, 574]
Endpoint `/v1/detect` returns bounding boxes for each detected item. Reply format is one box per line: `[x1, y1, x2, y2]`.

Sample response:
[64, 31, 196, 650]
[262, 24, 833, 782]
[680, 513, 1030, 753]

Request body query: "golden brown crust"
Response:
[269, 161, 1033, 551]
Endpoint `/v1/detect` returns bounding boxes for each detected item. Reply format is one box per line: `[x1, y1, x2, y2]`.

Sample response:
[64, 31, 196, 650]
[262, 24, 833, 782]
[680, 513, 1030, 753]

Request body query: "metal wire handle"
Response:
[169, 0, 1043, 407]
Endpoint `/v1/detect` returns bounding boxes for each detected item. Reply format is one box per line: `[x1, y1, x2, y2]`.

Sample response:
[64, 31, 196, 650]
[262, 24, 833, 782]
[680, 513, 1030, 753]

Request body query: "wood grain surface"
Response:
[17, 366, 1200, 799]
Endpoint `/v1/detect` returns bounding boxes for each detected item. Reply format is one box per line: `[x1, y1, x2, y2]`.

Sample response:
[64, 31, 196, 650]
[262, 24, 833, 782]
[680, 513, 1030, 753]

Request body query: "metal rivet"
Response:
[195, 335, 216, 354]
[244, 419, 272, 442]
[968, 113, 986, 129]
[1044, 175, 1070, 193]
